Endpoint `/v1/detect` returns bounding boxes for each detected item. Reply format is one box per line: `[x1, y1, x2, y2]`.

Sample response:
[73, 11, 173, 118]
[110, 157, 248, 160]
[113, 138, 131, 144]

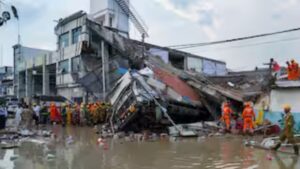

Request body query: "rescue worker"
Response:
[20, 104, 34, 130]
[32, 103, 41, 126]
[88, 103, 94, 125]
[242, 102, 256, 134]
[221, 101, 232, 131]
[95, 102, 102, 124]
[99, 103, 107, 123]
[50, 103, 58, 124]
[40, 103, 49, 125]
[291, 59, 299, 80]
[85, 104, 91, 126]
[72, 103, 80, 125]
[255, 101, 265, 126]
[66, 103, 72, 125]
[272, 105, 299, 155]
[91, 103, 98, 125]
[270, 58, 280, 78]
[0, 103, 8, 130]
[287, 61, 293, 80]
[61, 103, 67, 127]
[79, 103, 85, 126]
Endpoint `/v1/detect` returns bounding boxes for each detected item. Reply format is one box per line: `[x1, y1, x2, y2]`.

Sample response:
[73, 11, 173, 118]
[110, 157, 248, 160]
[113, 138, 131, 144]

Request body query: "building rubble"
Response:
[68, 19, 274, 136]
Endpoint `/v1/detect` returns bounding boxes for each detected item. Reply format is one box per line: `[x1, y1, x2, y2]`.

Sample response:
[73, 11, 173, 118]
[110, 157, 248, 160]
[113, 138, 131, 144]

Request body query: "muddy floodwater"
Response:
[1, 126, 299, 169]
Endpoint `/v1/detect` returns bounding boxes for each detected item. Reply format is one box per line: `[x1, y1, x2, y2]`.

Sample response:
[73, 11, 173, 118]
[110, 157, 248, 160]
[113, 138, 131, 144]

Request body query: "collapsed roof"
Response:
[71, 19, 271, 124]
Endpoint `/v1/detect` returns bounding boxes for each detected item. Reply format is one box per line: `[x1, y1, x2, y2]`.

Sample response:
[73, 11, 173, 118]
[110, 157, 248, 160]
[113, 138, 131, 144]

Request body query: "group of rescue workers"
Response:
[221, 101, 299, 155]
[286, 59, 300, 80]
[221, 101, 256, 134]
[48, 102, 112, 126]
[271, 58, 300, 80]
[14, 101, 112, 129]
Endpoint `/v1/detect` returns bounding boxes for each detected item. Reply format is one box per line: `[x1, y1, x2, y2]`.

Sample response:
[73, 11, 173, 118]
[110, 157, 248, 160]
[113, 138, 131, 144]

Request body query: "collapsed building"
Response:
[61, 11, 273, 132]
[13, 3, 274, 133]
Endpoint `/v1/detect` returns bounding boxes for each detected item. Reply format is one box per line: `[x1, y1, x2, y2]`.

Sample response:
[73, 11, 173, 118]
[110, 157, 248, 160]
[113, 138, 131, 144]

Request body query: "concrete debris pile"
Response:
[106, 68, 208, 134]
[71, 19, 271, 135]
[0, 128, 52, 149]
[208, 69, 271, 101]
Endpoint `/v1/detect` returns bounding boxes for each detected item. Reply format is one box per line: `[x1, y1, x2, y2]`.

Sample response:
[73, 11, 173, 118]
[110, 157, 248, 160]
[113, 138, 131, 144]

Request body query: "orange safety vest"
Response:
[287, 65, 293, 80]
[222, 106, 232, 119]
[290, 63, 299, 80]
[242, 107, 255, 120]
[50, 105, 58, 121]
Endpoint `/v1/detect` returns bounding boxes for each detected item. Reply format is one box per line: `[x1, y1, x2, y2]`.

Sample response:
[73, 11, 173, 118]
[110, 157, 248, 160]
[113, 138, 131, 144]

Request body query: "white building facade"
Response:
[90, 0, 130, 37]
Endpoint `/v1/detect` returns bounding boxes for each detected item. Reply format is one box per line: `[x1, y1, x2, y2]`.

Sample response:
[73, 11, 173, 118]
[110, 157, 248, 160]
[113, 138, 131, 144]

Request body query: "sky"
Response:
[1, 0, 300, 70]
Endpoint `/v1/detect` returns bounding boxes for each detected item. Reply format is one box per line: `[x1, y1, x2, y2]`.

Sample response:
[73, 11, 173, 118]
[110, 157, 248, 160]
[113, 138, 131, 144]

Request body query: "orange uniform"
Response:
[242, 104, 255, 133]
[222, 105, 232, 130]
[50, 103, 59, 123]
[287, 64, 293, 80]
[291, 61, 299, 80]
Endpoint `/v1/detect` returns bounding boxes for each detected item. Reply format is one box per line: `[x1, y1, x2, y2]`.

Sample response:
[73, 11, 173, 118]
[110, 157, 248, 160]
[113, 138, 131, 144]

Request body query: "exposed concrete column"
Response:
[25, 69, 32, 99]
[105, 13, 110, 27]
[101, 40, 110, 101]
[16, 73, 20, 98]
[101, 41, 106, 101]
[43, 56, 50, 95]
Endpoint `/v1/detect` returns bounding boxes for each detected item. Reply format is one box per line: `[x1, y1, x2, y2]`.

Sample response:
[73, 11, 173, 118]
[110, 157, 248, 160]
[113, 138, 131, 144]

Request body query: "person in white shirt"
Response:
[33, 103, 41, 126]
[15, 104, 23, 127]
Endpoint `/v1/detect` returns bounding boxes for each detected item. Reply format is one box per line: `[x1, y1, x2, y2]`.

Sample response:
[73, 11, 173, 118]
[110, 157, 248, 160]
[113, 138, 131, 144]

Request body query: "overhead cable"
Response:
[167, 27, 300, 49]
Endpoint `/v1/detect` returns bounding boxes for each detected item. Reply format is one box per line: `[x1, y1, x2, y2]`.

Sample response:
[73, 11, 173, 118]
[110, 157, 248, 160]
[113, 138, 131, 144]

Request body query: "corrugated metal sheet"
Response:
[153, 67, 200, 102]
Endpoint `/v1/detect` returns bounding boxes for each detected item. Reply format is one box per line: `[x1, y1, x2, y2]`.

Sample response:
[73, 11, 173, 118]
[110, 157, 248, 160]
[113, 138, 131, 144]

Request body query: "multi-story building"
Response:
[13, 45, 52, 98]
[0, 66, 13, 96]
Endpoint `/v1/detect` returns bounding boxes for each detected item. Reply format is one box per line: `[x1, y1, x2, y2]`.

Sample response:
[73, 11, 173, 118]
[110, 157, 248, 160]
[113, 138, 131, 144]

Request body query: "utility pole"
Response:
[101, 41, 106, 101]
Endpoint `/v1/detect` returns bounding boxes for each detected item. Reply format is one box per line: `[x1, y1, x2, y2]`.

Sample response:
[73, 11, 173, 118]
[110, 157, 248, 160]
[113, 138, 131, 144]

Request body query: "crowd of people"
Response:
[0, 101, 112, 130]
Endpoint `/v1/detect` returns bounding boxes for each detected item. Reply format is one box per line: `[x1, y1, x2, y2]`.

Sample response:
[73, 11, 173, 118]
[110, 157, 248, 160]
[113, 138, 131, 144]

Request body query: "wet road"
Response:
[1, 126, 299, 169]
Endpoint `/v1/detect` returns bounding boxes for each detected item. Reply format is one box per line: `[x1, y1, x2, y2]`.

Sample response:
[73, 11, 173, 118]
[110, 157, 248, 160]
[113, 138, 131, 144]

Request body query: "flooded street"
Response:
[1, 126, 299, 169]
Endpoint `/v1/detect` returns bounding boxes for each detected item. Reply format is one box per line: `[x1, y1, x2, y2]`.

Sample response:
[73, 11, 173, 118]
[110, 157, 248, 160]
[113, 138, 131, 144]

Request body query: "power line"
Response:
[185, 36, 300, 54]
[167, 27, 300, 49]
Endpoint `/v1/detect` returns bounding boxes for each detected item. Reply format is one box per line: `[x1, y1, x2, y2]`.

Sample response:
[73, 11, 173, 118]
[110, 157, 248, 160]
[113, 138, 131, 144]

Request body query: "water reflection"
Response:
[1, 127, 299, 169]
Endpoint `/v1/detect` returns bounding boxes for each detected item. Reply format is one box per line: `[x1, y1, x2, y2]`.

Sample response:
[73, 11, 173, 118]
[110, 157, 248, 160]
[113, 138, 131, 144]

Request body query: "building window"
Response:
[59, 59, 69, 74]
[187, 57, 203, 73]
[109, 16, 113, 27]
[72, 27, 82, 44]
[71, 56, 82, 72]
[0, 67, 6, 74]
[59, 32, 69, 49]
